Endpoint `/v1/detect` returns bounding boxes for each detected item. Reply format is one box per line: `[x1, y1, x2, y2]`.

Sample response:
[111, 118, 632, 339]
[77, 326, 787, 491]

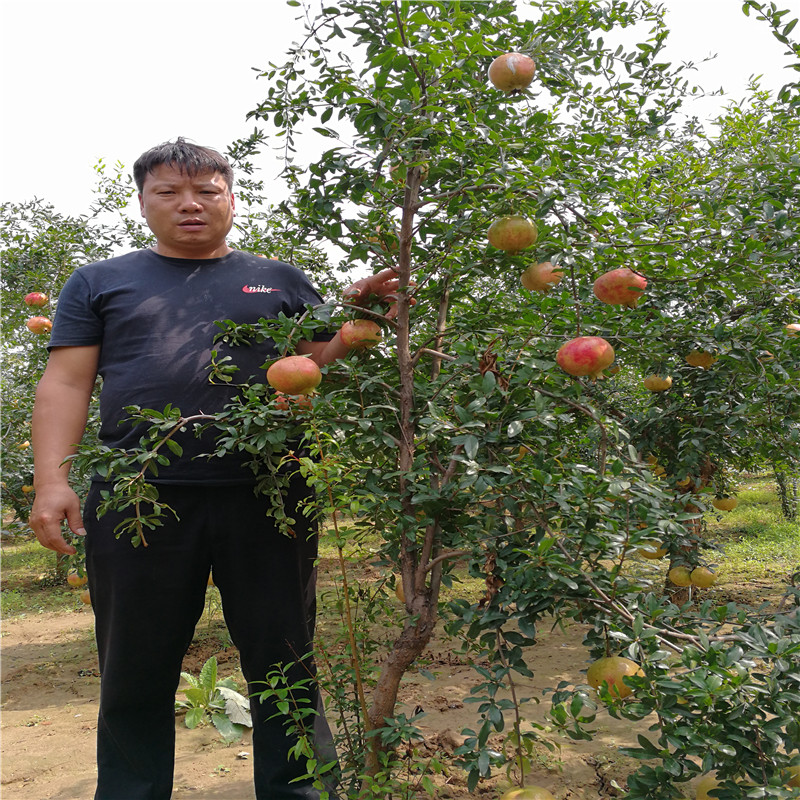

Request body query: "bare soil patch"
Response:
[0, 603, 657, 800]
[1, 568, 784, 799]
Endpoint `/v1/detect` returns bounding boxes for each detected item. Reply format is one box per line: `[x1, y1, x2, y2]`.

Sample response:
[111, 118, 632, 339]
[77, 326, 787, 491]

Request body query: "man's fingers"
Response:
[30, 491, 85, 555]
[66, 509, 87, 539]
[35, 525, 78, 555]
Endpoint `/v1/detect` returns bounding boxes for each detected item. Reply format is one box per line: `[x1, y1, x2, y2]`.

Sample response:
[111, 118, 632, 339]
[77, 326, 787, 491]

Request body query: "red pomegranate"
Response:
[521, 261, 564, 293]
[25, 316, 53, 334]
[593, 268, 647, 308]
[556, 336, 615, 379]
[266, 356, 322, 395]
[24, 291, 48, 307]
[340, 319, 382, 349]
[488, 52, 536, 92]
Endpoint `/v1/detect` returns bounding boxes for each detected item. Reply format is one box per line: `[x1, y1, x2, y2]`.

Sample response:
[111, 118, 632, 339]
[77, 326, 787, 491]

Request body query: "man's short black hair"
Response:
[133, 138, 234, 192]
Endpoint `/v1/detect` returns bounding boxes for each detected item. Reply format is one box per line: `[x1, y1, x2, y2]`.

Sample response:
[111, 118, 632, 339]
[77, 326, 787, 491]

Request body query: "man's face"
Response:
[138, 163, 235, 259]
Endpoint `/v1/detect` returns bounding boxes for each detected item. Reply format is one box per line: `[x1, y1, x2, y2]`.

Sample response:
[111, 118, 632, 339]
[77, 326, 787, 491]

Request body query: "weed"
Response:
[175, 656, 251, 743]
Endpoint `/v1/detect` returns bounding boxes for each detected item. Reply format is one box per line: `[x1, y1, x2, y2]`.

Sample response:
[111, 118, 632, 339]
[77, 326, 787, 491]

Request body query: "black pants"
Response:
[84, 480, 338, 800]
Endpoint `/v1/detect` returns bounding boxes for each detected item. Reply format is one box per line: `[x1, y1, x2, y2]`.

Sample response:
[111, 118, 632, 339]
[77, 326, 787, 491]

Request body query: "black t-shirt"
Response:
[49, 249, 330, 484]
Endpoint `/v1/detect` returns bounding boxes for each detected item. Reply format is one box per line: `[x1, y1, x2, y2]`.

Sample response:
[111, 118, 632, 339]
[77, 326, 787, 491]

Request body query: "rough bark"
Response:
[775, 467, 798, 521]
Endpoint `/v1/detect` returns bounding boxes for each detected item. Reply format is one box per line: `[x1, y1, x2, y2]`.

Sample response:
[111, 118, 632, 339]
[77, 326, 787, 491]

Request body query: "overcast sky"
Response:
[1, 0, 799, 219]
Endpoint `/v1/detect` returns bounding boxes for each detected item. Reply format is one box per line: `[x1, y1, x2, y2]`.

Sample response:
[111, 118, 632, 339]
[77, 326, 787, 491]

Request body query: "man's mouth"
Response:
[179, 219, 206, 228]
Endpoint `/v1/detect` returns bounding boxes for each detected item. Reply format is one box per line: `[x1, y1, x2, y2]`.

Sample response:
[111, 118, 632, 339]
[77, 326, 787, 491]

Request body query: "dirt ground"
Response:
[3, 567, 785, 799]
[0, 599, 672, 800]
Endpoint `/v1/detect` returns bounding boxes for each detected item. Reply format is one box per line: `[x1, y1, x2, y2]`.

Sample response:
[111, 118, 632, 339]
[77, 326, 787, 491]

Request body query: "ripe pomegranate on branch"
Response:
[520, 261, 564, 293]
[488, 52, 536, 92]
[557, 336, 616, 379]
[593, 267, 647, 308]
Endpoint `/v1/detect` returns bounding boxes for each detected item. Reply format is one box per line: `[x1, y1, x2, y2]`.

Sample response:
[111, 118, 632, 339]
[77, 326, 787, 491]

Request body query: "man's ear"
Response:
[231, 193, 236, 215]
[138, 193, 145, 217]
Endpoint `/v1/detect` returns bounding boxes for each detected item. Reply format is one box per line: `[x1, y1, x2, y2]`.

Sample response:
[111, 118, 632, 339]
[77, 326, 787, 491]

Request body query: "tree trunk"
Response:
[362, 599, 438, 779]
[775, 467, 798, 521]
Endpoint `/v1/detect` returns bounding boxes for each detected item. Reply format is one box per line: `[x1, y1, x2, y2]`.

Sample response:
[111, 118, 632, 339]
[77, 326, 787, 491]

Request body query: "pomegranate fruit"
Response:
[786, 766, 800, 788]
[667, 566, 692, 587]
[367, 226, 399, 252]
[637, 540, 667, 559]
[685, 350, 717, 368]
[488, 52, 536, 92]
[24, 291, 48, 307]
[712, 496, 738, 512]
[266, 356, 322, 395]
[690, 566, 717, 588]
[26, 316, 52, 334]
[556, 336, 615, 379]
[67, 571, 88, 588]
[586, 655, 643, 699]
[592, 268, 647, 308]
[500, 788, 556, 800]
[695, 773, 720, 800]
[643, 374, 672, 391]
[520, 261, 563, 293]
[274, 392, 313, 413]
[340, 319, 382, 349]
[488, 216, 538, 252]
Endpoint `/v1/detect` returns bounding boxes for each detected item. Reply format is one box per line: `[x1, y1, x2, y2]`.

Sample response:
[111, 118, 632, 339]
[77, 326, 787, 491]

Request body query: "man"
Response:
[29, 138, 399, 799]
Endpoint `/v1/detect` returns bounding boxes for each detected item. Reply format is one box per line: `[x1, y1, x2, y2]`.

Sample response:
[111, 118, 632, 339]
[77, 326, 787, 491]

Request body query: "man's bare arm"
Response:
[30, 345, 100, 555]
[297, 268, 413, 367]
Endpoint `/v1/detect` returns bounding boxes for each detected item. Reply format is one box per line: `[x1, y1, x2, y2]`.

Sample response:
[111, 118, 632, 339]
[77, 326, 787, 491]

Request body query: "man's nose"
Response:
[178, 192, 202, 211]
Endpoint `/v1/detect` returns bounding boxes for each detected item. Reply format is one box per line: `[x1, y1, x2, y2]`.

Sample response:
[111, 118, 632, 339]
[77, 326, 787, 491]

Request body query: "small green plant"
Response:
[175, 656, 252, 743]
[255, 659, 341, 799]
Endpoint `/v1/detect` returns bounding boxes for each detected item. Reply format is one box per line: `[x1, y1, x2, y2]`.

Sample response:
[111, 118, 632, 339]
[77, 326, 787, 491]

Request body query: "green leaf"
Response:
[199, 657, 218, 692]
[211, 712, 243, 743]
[184, 707, 205, 729]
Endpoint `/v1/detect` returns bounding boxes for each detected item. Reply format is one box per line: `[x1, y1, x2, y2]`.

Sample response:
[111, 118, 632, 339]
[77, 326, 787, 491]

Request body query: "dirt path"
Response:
[0, 605, 661, 799]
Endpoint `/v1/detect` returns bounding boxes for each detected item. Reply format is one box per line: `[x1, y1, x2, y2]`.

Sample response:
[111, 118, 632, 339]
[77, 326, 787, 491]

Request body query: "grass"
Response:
[0, 536, 85, 618]
[2, 474, 796, 620]
[704, 475, 800, 583]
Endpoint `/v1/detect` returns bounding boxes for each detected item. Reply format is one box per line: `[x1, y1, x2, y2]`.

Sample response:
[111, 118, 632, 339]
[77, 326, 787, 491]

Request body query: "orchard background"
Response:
[2, 1, 800, 799]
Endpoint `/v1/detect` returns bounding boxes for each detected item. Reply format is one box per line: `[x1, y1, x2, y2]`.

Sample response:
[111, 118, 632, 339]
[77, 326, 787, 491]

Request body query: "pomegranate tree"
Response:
[592, 267, 647, 308]
[556, 336, 615, 379]
[520, 261, 563, 293]
[487, 52, 536, 92]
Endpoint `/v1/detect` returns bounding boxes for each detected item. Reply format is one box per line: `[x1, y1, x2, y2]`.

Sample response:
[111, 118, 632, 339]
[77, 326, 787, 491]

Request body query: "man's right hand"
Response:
[29, 344, 100, 556]
[29, 485, 86, 555]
